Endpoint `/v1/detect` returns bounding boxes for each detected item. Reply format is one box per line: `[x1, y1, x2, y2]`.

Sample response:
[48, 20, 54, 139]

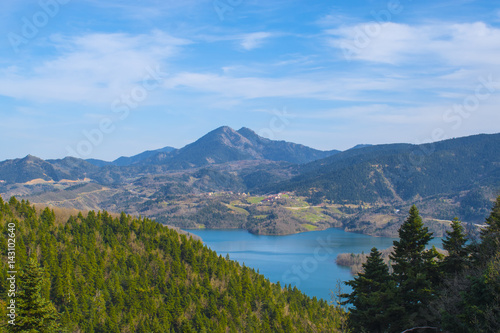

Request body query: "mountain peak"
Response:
[348, 144, 373, 150]
[212, 125, 237, 134]
[21, 154, 44, 163]
[238, 127, 258, 137]
[237, 127, 269, 145]
[237, 127, 255, 135]
[201, 126, 251, 148]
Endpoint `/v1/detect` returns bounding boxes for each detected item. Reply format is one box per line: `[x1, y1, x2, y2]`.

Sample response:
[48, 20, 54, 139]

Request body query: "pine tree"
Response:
[14, 257, 61, 332]
[390, 205, 439, 330]
[441, 217, 469, 275]
[480, 195, 500, 258]
[483, 196, 500, 234]
[342, 247, 398, 333]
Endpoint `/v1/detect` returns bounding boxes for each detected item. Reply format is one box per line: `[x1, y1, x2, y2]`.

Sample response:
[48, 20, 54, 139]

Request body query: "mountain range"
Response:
[85, 126, 338, 168]
[0, 127, 499, 232]
[0, 126, 338, 184]
[273, 133, 500, 202]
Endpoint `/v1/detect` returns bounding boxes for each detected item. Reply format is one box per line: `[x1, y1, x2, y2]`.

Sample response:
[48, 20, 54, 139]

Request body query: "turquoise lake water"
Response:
[185, 228, 446, 302]
[185, 228, 444, 302]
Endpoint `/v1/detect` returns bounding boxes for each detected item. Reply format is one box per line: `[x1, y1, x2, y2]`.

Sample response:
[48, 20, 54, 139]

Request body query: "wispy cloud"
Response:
[0, 31, 190, 103]
[327, 22, 500, 67]
[163, 72, 365, 101]
[161, 67, 488, 106]
[239, 32, 273, 50]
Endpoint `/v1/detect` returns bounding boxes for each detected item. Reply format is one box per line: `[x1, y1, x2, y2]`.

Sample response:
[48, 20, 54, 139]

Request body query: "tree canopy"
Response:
[0, 197, 343, 332]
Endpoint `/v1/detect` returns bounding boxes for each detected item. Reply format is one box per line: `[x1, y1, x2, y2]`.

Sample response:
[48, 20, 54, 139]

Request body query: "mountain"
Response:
[269, 133, 500, 219]
[141, 126, 339, 169]
[86, 146, 177, 167]
[0, 155, 99, 185]
[84, 158, 111, 167]
[237, 127, 340, 163]
[0, 126, 334, 185]
[80, 126, 337, 170]
[0, 155, 66, 184]
[48, 156, 100, 178]
[1, 130, 499, 231]
[348, 144, 373, 150]
[114, 146, 177, 166]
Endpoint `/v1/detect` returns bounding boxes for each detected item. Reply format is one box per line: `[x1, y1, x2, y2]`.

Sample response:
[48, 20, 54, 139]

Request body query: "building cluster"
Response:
[261, 192, 291, 203]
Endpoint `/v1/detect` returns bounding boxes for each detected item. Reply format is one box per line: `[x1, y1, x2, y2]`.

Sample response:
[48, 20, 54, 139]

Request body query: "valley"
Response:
[1, 127, 498, 237]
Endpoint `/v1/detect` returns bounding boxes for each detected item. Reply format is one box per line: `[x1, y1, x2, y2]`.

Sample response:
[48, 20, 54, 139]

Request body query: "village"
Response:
[205, 191, 293, 204]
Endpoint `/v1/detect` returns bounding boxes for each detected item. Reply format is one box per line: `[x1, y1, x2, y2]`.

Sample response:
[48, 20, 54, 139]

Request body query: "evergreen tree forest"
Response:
[0, 196, 343, 332]
[342, 198, 500, 332]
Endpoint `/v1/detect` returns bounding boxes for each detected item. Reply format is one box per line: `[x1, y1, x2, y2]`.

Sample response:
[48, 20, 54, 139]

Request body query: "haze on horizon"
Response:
[1, 0, 499, 161]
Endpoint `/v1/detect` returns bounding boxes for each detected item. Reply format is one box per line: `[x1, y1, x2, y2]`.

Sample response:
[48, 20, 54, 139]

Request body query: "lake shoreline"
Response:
[180, 225, 394, 238]
[182, 227, 401, 301]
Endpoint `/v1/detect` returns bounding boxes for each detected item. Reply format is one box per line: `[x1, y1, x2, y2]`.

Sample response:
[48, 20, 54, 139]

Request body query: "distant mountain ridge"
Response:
[0, 155, 99, 184]
[1, 130, 499, 230]
[139, 126, 339, 169]
[267, 133, 500, 215]
[0, 126, 338, 184]
[86, 146, 177, 167]
[0, 155, 61, 184]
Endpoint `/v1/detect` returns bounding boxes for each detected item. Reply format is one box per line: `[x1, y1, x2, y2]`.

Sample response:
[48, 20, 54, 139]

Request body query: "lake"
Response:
[185, 228, 443, 302]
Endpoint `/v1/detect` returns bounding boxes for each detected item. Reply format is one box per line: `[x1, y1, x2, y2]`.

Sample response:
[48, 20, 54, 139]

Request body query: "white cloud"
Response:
[161, 68, 478, 106]
[186, 31, 276, 52]
[0, 31, 190, 103]
[328, 22, 500, 67]
[239, 32, 273, 50]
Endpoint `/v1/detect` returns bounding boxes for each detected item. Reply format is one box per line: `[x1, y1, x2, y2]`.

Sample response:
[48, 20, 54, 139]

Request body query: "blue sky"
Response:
[1, 0, 499, 161]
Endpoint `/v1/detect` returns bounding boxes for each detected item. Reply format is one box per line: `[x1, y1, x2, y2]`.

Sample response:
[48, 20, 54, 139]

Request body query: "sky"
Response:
[1, 0, 499, 161]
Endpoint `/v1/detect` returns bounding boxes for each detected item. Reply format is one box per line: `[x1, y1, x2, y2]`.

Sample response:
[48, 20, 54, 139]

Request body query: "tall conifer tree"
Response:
[390, 205, 439, 330]
[480, 196, 500, 258]
[441, 217, 469, 275]
[14, 257, 61, 332]
[343, 247, 398, 333]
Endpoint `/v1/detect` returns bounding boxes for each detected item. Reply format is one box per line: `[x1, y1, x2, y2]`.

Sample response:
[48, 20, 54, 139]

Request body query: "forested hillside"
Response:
[0, 197, 343, 332]
[275, 133, 500, 204]
[269, 133, 500, 221]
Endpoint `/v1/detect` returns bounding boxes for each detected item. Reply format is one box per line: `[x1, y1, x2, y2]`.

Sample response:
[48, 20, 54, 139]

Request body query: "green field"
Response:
[303, 224, 318, 231]
[247, 196, 265, 204]
[226, 204, 250, 215]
